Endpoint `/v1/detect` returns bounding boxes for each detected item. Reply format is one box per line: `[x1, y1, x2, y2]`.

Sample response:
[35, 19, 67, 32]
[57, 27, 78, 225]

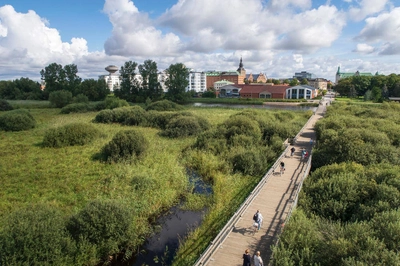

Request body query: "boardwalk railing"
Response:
[194, 113, 316, 266]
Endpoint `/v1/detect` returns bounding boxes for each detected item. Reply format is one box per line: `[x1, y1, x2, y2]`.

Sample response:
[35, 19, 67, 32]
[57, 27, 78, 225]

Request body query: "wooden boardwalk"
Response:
[196, 100, 328, 266]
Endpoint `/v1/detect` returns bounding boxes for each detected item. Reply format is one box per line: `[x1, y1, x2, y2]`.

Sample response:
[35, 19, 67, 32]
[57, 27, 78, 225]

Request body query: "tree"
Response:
[351, 75, 371, 96]
[289, 78, 299, 86]
[283, 79, 290, 84]
[300, 78, 309, 85]
[272, 79, 281, 85]
[0, 81, 20, 99]
[63, 64, 82, 95]
[138, 59, 163, 101]
[334, 78, 352, 96]
[114, 61, 139, 102]
[14, 77, 43, 100]
[40, 62, 66, 94]
[78, 79, 110, 101]
[164, 63, 190, 103]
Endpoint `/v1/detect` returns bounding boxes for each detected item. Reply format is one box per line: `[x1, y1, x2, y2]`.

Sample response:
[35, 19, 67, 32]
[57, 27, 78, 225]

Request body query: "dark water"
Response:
[190, 102, 317, 111]
[131, 207, 205, 266]
[131, 171, 210, 266]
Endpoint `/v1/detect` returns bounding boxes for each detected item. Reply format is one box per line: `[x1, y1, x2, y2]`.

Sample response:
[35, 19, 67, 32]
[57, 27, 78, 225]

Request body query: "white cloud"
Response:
[0, 5, 89, 78]
[356, 7, 400, 55]
[275, 5, 346, 52]
[103, 0, 181, 56]
[353, 43, 375, 54]
[348, 0, 388, 21]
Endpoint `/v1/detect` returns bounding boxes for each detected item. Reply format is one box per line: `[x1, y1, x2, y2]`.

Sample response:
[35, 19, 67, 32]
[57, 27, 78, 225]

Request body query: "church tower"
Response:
[237, 57, 246, 84]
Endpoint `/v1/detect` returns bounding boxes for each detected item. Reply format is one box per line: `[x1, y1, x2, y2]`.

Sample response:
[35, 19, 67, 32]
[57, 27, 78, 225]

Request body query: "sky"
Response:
[1, 0, 400, 82]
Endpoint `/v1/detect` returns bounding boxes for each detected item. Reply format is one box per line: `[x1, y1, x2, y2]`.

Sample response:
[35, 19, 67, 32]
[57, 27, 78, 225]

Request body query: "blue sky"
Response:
[1, 0, 399, 81]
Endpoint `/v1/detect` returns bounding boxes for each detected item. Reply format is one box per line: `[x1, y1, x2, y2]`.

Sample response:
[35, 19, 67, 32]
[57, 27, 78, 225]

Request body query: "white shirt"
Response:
[254, 254, 263, 266]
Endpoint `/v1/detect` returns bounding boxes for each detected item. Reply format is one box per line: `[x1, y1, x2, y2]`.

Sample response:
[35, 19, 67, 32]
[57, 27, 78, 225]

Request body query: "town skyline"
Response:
[1, 0, 400, 82]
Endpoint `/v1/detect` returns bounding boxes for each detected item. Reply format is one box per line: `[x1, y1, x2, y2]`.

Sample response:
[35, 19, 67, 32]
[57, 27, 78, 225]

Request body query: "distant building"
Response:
[186, 71, 207, 92]
[219, 84, 241, 97]
[293, 71, 316, 81]
[246, 73, 267, 83]
[214, 80, 234, 92]
[99, 74, 120, 91]
[335, 66, 375, 83]
[206, 57, 247, 88]
[286, 85, 318, 99]
[237, 84, 290, 99]
[308, 78, 328, 91]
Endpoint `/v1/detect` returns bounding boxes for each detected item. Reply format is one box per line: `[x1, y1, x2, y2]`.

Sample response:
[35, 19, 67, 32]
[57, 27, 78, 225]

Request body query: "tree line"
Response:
[334, 74, 400, 101]
[0, 60, 192, 103]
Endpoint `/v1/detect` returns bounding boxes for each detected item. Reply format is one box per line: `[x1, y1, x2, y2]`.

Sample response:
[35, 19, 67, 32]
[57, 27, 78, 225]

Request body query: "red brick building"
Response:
[237, 84, 290, 99]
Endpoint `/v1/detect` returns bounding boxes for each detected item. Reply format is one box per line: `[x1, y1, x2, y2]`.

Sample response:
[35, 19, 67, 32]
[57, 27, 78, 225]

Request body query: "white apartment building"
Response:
[186, 71, 207, 92]
[99, 74, 120, 92]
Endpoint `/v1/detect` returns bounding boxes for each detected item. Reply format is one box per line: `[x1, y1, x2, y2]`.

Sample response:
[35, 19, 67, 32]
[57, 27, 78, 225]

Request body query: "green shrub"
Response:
[93, 109, 115, 123]
[161, 115, 203, 138]
[104, 96, 129, 109]
[221, 115, 262, 145]
[121, 106, 148, 126]
[0, 204, 75, 265]
[101, 130, 148, 163]
[231, 149, 266, 176]
[67, 200, 135, 258]
[145, 99, 184, 111]
[0, 109, 36, 131]
[60, 103, 97, 114]
[0, 99, 13, 111]
[73, 94, 89, 104]
[193, 129, 227, 154]
[49, 90, 73, 108]
[42, 123, 100, 148]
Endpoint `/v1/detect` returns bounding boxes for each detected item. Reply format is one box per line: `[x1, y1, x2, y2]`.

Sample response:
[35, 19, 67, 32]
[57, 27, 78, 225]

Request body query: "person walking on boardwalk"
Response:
[301, 148, 306, 160]
[256, 211, 263, 231]
[254, 251, 264, 266]
[242, 249, 251, 266]
[290, 147, 295, 156]
[280, 161, 285, 175]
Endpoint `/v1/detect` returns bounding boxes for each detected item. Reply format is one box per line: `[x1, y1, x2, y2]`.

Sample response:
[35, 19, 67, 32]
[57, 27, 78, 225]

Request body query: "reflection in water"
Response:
[132, 207, 205, 266]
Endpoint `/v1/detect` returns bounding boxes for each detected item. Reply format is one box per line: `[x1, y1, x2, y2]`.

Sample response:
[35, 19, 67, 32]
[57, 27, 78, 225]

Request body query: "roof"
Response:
[236, 84, 290, 94]
[290, 85, 317, 90]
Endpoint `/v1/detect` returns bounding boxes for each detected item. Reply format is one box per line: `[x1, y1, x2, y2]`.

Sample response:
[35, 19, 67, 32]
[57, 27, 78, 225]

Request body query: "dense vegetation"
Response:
[333, 73, 400, 101]
[0, 101, 310, 265]
[271, 101, 400, 266]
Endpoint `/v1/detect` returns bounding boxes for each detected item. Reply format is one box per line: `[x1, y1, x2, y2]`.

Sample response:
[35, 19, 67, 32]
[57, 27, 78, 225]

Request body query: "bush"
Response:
[161, 115, 203, 138]
[101, 130, 148, 163]
[121, 106, 148, 126]
[0, 109, 36, 131]
[0, 99, 13, 111]
[104, 96, 129, 109]
[145, 99, 184, 111]
[60, 103, 97, 114]
[42, 123, 100, 148]
[73, 94, 89, 104]
[49, 90, 73, 108]
[67, 200, 135, 258]
[231, 149, 266, 176]
[221, 115, 262, 145]
[0, 204, 75, 265]
[93, 109, 115, 123]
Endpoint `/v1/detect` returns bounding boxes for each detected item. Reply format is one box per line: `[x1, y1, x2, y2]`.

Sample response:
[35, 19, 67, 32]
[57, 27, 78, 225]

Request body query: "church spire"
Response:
[237, 57, 245, 72]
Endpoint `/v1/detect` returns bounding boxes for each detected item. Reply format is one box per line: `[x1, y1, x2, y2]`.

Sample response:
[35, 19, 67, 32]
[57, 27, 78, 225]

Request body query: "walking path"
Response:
[195, 98, 329, 265]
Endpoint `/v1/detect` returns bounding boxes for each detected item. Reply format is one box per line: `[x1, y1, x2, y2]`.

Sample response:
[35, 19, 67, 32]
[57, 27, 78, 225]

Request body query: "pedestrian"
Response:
[254, 251, 264, 266]
[290, 147, 295, 156]
[305, 151, 309, 159]
[257, 211, 263, 231]
[243, 249, 251, 266]
[301, 148, 306, 160]
[280, 161, 285, 175]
